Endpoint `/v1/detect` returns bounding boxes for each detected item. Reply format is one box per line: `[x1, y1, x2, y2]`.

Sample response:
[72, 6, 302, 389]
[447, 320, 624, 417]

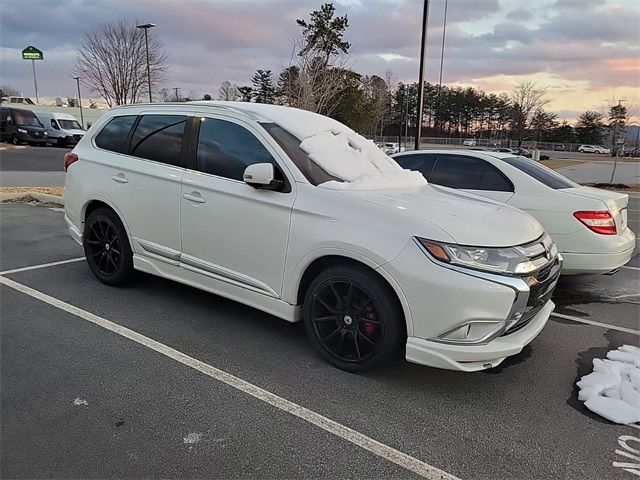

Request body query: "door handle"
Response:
[183, 192, 206, 204]
[111, 173, 128, 184]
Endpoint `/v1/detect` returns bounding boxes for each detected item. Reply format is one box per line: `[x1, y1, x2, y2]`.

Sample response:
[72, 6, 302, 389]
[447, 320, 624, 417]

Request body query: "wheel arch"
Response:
[83, 198, 135, 250]
[294, 254, 413, 337]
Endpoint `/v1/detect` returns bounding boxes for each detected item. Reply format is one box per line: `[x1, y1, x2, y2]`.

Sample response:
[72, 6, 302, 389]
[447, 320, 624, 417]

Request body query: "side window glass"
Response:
[395, 154, 437, 180]
[430, 155, 485, 189]
[477, 164, 513, 192]
[94, 115, 137, 154]
[130, 115, 186, 166]
[197, 118, 276, 181]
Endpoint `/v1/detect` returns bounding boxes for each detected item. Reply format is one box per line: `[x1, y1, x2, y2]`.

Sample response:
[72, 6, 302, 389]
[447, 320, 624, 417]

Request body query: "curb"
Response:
[0, 191, 64, 205]
[0, 145, 28, 151]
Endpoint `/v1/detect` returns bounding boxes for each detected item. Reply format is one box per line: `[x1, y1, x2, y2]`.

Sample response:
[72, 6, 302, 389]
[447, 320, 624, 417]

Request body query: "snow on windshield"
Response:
[220, 102, 427, 190]
[577, 344, 640, 424]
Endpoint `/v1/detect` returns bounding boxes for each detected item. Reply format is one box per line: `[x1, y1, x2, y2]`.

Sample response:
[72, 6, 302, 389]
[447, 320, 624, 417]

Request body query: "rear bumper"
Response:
[405, 300, 554, 372]
[65, 214, 83, 246]
[561, 246, 635, 274]
[559, 228, 636, 275]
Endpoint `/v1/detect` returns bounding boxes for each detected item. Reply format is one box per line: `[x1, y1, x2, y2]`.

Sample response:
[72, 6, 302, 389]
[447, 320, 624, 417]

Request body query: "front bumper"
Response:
[382, 237, 561, 371]
[406, 300, 554, 371]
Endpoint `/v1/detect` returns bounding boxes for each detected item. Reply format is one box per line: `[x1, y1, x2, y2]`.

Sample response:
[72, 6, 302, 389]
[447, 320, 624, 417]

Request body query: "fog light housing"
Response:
[436, 320, 506, 344]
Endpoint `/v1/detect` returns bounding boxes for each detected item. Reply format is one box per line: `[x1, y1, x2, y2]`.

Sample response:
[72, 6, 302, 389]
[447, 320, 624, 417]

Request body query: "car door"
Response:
[429, 154, 514, 203]
[180, 114, 295, 298]
[96, 113, 188, 261]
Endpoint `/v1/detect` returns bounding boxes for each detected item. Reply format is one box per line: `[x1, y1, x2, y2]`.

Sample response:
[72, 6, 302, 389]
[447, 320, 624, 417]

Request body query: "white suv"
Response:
[64, 102, 561, 373]
[578, 145, 610, 154]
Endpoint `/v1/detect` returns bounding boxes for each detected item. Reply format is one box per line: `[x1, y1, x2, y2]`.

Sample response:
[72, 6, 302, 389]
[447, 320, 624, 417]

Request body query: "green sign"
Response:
[22, 46, 43, 60]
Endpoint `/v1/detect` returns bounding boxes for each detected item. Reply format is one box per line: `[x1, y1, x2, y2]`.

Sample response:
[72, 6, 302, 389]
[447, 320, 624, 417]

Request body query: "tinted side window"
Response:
[130, 115, 187, 166]
[430, 155, 485, 189]
[95, 115, 137, 154]
[477, 164, 513, 192]
[395, 153, 437, 179]
[197, 118, 276, 181]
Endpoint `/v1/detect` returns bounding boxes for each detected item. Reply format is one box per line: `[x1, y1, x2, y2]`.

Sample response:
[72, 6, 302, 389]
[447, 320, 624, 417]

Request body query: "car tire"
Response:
[83, 207, 135, 286]
[303, 264, 405, 372]
[578, 149, 584, 153]
[10, 134, 20, 145]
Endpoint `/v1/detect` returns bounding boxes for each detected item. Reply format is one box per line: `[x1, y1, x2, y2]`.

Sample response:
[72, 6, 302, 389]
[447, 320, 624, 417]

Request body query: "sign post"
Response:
[22, 46, 43, 104]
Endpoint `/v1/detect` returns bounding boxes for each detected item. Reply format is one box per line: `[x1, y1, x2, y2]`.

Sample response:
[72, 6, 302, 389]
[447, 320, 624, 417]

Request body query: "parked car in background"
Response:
[462, 138, 476, 146]
[630, 148, 640, 158]
[393, 149, 635, 275]
[65, 102, 561, 373]
[578, 145, 610, 154]
[383, 142, 399, 154]
[495, 147, 518, 154]
[513, 147, 532, 158]
[36, 112, 85, 146]
[554, 144, 565, 151]
[0, 106, 48, 145]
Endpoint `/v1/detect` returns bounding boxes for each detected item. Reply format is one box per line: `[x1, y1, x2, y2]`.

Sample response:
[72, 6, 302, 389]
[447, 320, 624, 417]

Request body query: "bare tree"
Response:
[0, 85, 20, 97]
[218, 81, 239, 101]
[73, 21, 167, 107]
[509, 81, 549, 146]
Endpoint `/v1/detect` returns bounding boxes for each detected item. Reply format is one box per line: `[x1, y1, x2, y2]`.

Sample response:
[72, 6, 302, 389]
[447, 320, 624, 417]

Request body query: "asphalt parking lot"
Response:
[1, 202, 639, 479]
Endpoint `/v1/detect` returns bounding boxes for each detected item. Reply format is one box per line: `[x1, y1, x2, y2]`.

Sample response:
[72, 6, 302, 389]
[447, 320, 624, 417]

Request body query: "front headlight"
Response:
[17, 128, 27, 134]
[416, 237, 541, 275]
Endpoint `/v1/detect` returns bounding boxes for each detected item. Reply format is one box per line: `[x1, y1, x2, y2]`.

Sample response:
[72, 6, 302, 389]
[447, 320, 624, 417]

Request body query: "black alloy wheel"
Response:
[303, 265, 404, 372]
[10, 134, 20, 145]
[83, 208, 134, 285]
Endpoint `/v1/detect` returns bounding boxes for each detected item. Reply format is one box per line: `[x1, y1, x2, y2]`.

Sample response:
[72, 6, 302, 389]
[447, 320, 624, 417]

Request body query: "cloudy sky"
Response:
[1, 0, 638, 121]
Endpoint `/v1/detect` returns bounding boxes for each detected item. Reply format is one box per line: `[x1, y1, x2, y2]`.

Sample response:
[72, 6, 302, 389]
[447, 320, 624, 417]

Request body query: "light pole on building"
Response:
[72, 76, 84, 128]
[415, 0, 430, 150]
[136, 23, 156, 103]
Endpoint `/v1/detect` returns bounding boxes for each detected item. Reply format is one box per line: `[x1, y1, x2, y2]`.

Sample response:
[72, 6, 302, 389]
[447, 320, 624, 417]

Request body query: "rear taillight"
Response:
[573, 211, 617, 235]
[64, 152, 78, 172]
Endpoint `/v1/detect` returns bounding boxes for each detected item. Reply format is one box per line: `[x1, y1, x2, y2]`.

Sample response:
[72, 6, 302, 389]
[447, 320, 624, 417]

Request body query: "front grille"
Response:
[28, 131, 43, 138]
[502, 234, 561, 336]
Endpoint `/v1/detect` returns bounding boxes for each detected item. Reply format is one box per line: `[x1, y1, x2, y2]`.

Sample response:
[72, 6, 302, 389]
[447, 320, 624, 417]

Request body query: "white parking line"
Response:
[551, 312, 640, 335]
[621, 265, 640, 272]
[0, 257, 85, 276]
[0, 274, 458, 480]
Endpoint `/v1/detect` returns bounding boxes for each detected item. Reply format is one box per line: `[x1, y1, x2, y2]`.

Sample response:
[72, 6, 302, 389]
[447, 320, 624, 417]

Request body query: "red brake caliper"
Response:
[363, 305, 378, 335]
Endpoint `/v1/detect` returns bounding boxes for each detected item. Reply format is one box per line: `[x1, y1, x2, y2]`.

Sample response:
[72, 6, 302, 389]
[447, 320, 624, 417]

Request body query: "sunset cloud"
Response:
[0, 0, 637, 118]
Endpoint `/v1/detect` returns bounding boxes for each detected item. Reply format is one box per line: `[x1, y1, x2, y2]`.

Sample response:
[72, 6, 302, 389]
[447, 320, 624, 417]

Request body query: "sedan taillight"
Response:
[573, 211, 617, 235]
[64, 152, 78, 172]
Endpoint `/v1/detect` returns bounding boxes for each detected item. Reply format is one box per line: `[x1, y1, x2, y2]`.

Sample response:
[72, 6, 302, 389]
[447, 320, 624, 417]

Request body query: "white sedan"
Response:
[393, 149, 636, 275]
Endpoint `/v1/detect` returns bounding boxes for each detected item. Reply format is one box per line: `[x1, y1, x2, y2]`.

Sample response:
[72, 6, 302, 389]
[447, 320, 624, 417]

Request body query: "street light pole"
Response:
[73, 76, 84, 129]
[415, 0, 430, 151]
[136, 23, 156, 103]
[32, 59, 40, 104]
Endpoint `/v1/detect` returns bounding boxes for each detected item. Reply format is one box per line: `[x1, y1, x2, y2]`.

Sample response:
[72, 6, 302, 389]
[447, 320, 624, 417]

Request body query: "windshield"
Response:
[58, 119, 83, 130]
[12, 110, 43, 128]
[260, 122, 341, 186]
[502, 156, 578, 189]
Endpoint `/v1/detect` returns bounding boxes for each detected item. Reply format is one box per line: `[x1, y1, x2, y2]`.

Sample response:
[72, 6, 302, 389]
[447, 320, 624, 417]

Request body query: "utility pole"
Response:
[136, 23, 156, 103]
[73, 77, 84, 129]
[32, 60, 39, 104]
[436, 0, 448, 135]
[415, 0, 430, 151]
[173, 87, 181, 102]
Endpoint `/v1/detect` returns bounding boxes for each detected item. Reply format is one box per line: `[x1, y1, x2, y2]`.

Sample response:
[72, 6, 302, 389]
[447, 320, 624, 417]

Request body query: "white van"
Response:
[35, 112, 85, 146]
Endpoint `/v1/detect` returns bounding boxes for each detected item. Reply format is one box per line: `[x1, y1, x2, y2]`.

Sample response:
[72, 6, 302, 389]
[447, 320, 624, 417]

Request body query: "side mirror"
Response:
[243, 163, 283, 190]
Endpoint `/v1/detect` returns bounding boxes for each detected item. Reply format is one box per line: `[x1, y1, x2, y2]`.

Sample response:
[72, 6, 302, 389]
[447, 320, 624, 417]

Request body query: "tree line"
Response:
[69, 3, 627, 147]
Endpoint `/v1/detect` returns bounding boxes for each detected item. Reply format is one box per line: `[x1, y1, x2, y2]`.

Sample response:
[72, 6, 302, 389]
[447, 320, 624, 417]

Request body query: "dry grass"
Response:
[540, 159, 589, 171]
[0, 186, 64, 196]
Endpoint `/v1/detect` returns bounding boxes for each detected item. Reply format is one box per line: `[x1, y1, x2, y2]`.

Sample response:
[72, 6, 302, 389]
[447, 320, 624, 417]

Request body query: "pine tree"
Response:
[251, 70, 275, 104]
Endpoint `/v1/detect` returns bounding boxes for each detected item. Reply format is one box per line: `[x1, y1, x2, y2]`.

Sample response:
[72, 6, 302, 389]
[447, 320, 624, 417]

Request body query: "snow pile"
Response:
[577, 345, 640, 424]
[211, 102, 427, 190]
[299, 130, 427, 190]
